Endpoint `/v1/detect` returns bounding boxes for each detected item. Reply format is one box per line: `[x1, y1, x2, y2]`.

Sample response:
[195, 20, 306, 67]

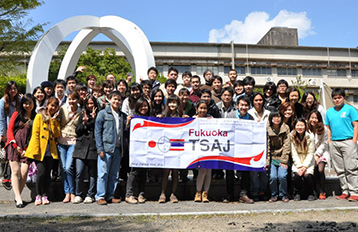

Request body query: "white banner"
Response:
[129, 116, 266, 171]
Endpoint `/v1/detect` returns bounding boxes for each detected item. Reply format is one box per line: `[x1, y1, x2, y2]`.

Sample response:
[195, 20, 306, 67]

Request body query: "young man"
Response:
[200, 69, 213, 91]
[325, 88, 358, 202]
[277, 79, 289, 104]
[225, 69, 238, 88]
[235, 95, 254, 204]
[95, 91, 127, 205]
[159, 66, 179, 94]
[65, 76, 78, 95]
[189, 75, 201, 103]
[54, 79, 67, 107]
[164, 79, 177, 99]
[147, 67, 161, 93]
[105, 74, 116, 86]
[180, 71, 192, 91]
[86, 75, 97, 93]
[211, 75, 223, 103]
[200, 89, 221, 118]
[141, 80, 152, 103]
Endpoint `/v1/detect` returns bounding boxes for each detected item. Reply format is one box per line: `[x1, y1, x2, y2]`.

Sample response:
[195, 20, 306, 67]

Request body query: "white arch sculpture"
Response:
[26, 15, 155, 92]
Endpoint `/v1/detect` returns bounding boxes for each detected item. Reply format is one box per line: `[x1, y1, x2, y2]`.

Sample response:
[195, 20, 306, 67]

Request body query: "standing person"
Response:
[263, 82, 281, 111]
[158, 95, 182, 203]
[178, 88, 196, 118]
[150, 89, 165, 118]
[163, 79, 177, 99]
[86, 75, 97, 94]
[189, 75, 201, 104]
[200, 69, 213, 91]
[125, 98, 150, 204]
[181, 71, 192, 92]
[216, 87, 236, 202]
[159, 67, 179, 94]
[32, 87, 46, 113]
[65, 76, 78, 96]
[121, 82, 142, 116]
[211, 75, 223, 103]
[147, 66, 161, 94]
[194, 100, 213, 203]
[248, 92, 270, 201]
[40, 81, 55, 99]
[116, 79, 128, 100]
[288, 88, 303, 119]
[291, 119, 316, 201]
[279, 102, 296, 131]
[235, 95, 254, 204]
[57, 91, 82, 203]
[140, 80, 152, 104]
[24, 97, 61, 205]
[5, 94, 36, 208]
[200, 89, 221, 119]
[72, 95, 98, 204]
[277, 79, 289, 104]
[97, 80, 114, 111]
[95, 91, 127, 205]
[266, 111, 290, 203]
[54, 79, 67, 107]
[224, 69, 237, 88]
[243, 76, 256, 104]
[234, 80, 245, 103]
[0, 81, 21, 183]
[307, 110, 329, 200]
[301, 92, 326, 120]
[325, 88, 358, 202]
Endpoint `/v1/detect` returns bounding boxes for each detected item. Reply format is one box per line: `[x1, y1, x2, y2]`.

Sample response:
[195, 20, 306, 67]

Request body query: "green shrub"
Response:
[0, 75, 27, 98]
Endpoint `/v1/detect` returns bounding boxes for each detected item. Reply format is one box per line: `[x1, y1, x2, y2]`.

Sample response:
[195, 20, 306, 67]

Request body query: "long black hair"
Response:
[150, 88, 165, 116]
[14, 93, 36, 130]
[128, 82, 142, 110]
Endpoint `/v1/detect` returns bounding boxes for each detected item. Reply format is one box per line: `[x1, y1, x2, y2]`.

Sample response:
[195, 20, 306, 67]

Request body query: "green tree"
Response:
[0, 0, 45, 75]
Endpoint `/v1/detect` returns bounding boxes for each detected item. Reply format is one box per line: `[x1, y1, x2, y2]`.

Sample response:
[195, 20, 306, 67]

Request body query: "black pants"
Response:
[226, 170, 249, 197]
[294, 173, 314, 196]
[314, 163, 326, 195]
[35, 156, 54, 196]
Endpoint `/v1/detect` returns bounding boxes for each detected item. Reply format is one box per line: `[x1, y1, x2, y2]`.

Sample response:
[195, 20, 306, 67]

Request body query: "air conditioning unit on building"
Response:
[266, 77, 274, 82]
[308, 79, 317, 86]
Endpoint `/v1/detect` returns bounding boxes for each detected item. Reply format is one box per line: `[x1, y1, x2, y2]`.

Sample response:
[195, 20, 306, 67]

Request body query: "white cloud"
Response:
[208, 10, 315, 43]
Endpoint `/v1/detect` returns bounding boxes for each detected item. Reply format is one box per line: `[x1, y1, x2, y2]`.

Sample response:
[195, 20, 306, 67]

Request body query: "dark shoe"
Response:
[282, 196, 289, 203]
[294, 194, 301, 201]
[336, 194, 349, 200]
[15, 200, 25, 208]
[223, 195, 234, 203]
[97, 199, 107, 205]
[269, 196, 278, 203]
[308, 195, 316, 201]
[111, 198, 121, 203]
[239, 195, 254, 204]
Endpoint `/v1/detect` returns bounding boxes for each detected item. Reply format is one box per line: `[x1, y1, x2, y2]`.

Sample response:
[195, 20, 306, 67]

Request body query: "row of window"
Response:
[157, 65, 358, 77]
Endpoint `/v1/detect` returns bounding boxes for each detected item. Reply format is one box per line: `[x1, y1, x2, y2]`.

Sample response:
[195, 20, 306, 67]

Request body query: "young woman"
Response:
[288, 88, 303, 119]
[178, 88, 196, 118]
[32, 87, 46, 113]
[57, 91, 82, 203]
[121, 83, 142, 116]
[72, 95, 98, 204]
[40, 81, 54, 99]
[194, 100, 212, 203]
[97, 80, 114, 111]
[150, 88, 165, 118]
[24, 97, 61, 205]
[279, 102, 296, 131]
[291, 118, 315, 201]
[248, 92, 270, 201]
[5, 94, 36, 208]
[158, 95, 182, 203]
[263, 82, 281, 112]
[234, 80, 245, 103]
[301, 92, 326, 120]
[116, 79, 128, 99]
[266, 111, 291, 203]
[307, 110, 330, 200]
[125, 97, 150, 204]
[0, 81, 21, 183]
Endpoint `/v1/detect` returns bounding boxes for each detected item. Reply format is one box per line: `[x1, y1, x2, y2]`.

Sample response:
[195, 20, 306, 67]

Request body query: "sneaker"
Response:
[348, 195, 358, 202]
[42, 196, 50, 205]
[84, 197, 94, 204]
[336, 194, 349, 200]
[125, 196, 138, 204]
[73, 196, 83, 204]
[294, 194, 301, 201]
[158, 193, 166, 203]
[282, 196, 289, 203]
[34, 195, 42, 206]
[269, 196, 278, 203]
[239, 195, 254, 204]
[96, 199, 107, 205]
[138, 195, 146, 204]
[170, 193, 179, 203]
[194, 191, 202, 202]
[319, 193, 326, 200]
[308, 195, 316, 201]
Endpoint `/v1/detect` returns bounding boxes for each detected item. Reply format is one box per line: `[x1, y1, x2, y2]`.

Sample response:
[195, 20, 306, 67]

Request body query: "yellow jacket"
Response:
[24, 113, 61, 161]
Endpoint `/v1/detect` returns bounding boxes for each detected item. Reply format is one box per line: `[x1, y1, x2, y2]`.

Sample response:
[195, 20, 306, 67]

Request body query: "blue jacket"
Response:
[0, 97, 18, 137]
[95, 107, 127, 154]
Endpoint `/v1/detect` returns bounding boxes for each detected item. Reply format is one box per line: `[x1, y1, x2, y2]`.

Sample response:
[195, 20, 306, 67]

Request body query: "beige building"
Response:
[57, 27, 358, 104]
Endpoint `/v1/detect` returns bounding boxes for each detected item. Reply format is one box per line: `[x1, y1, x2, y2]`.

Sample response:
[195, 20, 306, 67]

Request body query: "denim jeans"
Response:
[75, 158, 97, 198]
[58, 144, 75, 194]
[95, 147, 121, 201]
[250, 171, 268, 197]
[269, 163, 288, 197]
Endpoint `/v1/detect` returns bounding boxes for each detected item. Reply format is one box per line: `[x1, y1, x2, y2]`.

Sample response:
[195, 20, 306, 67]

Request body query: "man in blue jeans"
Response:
[95, 91, 127, 205]
[325, 88, 358, 202]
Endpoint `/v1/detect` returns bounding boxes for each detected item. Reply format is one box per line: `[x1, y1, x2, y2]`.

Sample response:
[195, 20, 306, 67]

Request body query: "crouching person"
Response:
[95, 91, 127, 205]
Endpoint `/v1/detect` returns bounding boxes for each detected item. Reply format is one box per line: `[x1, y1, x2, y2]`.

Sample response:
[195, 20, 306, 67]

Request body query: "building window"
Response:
[327, 69, 346, 77]
[196, 66, 219, 75]
[172, 65, 191, 73]
[156, 65, 163, 74]
[353, 95, 358, 103]
[351, 70, 358, 77]
[302, 68, 322, 76]
[277, 67, 297, 76]
[224, 66, 246, 75]
[251, 66, 272, 75]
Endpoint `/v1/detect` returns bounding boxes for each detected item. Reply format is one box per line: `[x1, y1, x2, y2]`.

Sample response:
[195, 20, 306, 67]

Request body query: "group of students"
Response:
[1, 65, 358, 208]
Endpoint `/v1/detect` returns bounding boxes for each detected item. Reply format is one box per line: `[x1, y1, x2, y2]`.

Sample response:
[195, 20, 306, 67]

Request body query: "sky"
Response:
[27, 0, 358, 48]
